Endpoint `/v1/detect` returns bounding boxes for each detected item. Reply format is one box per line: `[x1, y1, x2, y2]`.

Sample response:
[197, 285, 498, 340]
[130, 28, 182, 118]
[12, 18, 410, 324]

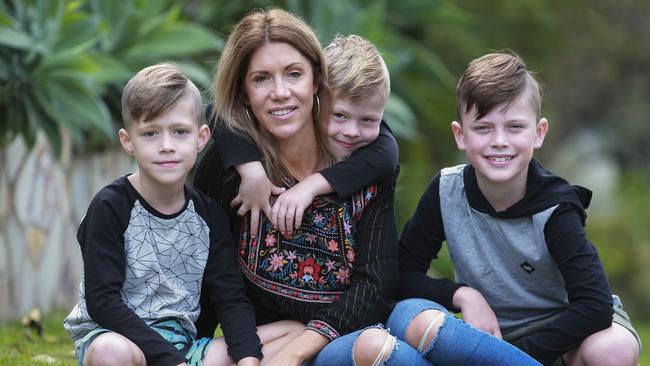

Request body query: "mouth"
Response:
[155, 161, 180, 168]
[334, 139, 356, 149]
[484, 155, 515, 165]
[269, 107, 297, 117]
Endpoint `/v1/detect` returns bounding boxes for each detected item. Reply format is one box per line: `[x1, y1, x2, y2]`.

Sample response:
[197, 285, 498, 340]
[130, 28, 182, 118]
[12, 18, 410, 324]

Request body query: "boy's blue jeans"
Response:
[309, 298, 541, 366]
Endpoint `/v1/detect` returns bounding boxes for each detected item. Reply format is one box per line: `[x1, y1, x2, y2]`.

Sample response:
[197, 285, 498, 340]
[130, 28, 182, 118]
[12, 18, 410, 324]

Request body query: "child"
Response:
[198, 36, 542, 366]
[63, 63, 262, 366]
[210, 34, 397, 237]
[398, 52, 642, 366]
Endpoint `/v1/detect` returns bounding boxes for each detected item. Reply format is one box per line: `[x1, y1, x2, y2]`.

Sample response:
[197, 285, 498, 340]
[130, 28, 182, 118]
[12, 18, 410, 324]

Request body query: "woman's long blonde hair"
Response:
[212, 8, 335, 184]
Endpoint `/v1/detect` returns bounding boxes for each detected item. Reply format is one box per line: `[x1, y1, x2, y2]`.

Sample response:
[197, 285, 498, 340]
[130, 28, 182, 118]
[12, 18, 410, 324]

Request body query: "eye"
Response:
[361, 117, 378, 124]
[142, 130, 157, 138]
[253, 75, 270, 84]
[472, 125, 489, 132]
[332, 112, 347, 120]
[288, 71, 302, 79]
[174, 128, 191, 136]
[510, 123, 526, 130]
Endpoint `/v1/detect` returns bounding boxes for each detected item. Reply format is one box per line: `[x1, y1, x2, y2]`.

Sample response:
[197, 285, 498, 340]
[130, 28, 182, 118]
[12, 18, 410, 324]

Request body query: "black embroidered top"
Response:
[193, 144, 399, 341]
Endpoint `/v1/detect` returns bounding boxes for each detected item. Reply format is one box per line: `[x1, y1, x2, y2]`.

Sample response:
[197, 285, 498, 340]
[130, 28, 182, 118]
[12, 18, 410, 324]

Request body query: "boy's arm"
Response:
[208, 106, 284, 232]
[81, 196, 185, 365]
[320, 121, 399, 200]
[397, 174, 465, 310]
[510, 205, 613, 364]
[271, 122, 398, 236]
[204, 201, 263, 362]
[208, 104, 261, 169]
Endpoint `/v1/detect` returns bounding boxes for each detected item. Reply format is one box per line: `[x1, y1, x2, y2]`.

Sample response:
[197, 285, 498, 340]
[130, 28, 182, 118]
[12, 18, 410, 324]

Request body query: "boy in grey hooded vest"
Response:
[398, 52, 641, 366]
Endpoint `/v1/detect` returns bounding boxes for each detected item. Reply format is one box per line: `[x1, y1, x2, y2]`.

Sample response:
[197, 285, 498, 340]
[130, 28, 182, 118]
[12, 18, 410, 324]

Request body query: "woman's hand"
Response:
[263, 329, 329, 366]
[237, 356, 261, 366]
[453, 286, 502, 338]
[233, 161, 285, 236]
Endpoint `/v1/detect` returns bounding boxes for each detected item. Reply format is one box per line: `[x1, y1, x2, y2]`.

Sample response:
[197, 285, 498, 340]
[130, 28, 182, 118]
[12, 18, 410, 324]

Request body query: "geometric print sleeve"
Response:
[80, 186, 185, 366]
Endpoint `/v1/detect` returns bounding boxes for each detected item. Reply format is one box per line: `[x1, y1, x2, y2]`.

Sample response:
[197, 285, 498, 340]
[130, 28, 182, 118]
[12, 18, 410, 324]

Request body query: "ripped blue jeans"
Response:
[309, 298, 541, 365]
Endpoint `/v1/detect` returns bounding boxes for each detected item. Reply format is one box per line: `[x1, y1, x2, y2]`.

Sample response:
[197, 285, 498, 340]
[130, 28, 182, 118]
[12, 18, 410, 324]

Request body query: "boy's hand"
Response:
[271, 183, 318, 237]
[453, 286, 502, 338]
[233, 161, 285, 236]
[271, 173, 333, 237]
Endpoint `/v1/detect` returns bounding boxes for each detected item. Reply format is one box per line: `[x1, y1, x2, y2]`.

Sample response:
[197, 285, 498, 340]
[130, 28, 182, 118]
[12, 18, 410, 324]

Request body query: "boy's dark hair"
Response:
[121, 63, 201, 128]
[456, 52, 542, 122]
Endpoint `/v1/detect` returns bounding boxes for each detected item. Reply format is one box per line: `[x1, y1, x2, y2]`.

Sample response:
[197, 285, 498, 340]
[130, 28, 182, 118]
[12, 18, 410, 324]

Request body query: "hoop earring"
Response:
[244, 105, 253, 123]
[313, 94, 321, 118]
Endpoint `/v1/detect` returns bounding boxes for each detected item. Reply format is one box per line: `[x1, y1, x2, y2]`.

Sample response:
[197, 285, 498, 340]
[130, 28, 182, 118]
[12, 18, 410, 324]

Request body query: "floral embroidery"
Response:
[325, 259, 336, 272]
[265, 235, 277, 248]
[268, 253, 285, 272]
[307, 320, 339, 340]
[327, 239, 338, 252]
[336, 268, 350, 285]
[239, 184, 378, 303]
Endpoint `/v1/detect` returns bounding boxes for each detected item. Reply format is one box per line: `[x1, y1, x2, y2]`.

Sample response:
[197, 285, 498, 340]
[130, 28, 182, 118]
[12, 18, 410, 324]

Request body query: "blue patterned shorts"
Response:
[75, 318, 213, 366]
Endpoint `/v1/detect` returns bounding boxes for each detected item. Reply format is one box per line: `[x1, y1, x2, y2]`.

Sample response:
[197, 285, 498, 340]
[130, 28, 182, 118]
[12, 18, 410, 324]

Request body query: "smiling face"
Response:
[244, 42, 318, 143]
[452, 88, 548, 194]
[328, 93, 385, 160]
[119, 94, 209, 190]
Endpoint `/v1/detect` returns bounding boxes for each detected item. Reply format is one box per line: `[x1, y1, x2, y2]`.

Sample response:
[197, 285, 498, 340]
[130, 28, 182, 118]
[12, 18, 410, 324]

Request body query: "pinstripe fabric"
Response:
[193, 144, 399, 340]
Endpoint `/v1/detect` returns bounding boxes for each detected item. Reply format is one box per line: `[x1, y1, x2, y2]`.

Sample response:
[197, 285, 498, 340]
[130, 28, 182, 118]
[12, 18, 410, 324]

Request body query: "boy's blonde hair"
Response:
[121, 63, 202, 128]
[212, 8, 334, 185]
[456, 51, 542, 122]
[325, 34, 390, 101]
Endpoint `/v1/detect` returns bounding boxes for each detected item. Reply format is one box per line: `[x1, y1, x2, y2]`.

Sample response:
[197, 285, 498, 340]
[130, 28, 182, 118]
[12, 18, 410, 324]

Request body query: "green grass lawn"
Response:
[0, 310, 647, 365]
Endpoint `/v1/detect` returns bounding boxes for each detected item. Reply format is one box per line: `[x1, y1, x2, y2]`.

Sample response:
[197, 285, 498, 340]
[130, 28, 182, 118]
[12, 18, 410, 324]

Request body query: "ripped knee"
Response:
[353, 328, 396, 366]
[405, 309, 446, 353]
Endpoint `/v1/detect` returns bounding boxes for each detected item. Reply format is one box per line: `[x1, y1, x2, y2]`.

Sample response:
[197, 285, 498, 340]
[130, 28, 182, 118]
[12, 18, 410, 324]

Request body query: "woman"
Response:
[194, 8, 541, 366]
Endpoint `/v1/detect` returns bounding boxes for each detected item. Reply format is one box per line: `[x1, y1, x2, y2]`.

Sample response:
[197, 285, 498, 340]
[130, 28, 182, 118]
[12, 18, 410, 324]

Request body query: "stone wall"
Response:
[0, 134, 135, 322]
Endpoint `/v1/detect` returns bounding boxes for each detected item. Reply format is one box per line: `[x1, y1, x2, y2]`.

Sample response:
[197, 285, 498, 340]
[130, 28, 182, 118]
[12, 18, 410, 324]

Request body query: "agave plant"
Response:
[0, 0, 221, 155]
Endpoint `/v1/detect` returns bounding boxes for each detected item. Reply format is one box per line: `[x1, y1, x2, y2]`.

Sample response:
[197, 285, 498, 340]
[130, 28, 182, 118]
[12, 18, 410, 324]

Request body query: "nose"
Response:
[159, 133, 175, 153]
[343, 122, 360, 138]
[271, 78, 290, 100]
[490, 128, 509, 148]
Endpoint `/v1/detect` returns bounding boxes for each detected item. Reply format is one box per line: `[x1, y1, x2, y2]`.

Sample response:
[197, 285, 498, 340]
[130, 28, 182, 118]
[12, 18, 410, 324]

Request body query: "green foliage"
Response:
[0, 0, 221, 155]
[587, 173, 650, 320]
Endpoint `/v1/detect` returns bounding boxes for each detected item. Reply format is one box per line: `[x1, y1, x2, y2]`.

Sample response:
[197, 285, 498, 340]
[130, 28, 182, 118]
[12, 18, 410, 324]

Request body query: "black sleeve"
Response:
[397, 174, 464, 310]
[203, 202, 263, 362]
[320, 121, 399, 200]
[511, 204, 613, 364]
[208, 104, 261, 169]
[310, 174, 400, 337]
[81, 194, 185, 366]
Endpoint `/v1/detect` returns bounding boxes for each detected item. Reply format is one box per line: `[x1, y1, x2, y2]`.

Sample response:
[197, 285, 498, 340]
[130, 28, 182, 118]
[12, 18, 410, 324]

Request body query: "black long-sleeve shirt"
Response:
[398, 160, 613, 364]
[207, 103, 398, 200]
[193, 143, 400, 340]
[64, 176, 262, 365]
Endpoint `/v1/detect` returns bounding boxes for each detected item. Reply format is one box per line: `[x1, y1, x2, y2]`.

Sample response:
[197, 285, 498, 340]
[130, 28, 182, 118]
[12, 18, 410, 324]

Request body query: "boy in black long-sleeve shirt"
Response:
[64, 63, 262, 366]
[398, 52, 641, 365]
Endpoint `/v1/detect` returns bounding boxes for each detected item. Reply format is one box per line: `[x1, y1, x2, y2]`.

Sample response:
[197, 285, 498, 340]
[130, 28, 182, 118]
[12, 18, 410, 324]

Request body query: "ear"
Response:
[118, 128, 134, 155]
[196, 124, 211, 152]
[451, 121, 466, 150]
[534, 117, 549, 149]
